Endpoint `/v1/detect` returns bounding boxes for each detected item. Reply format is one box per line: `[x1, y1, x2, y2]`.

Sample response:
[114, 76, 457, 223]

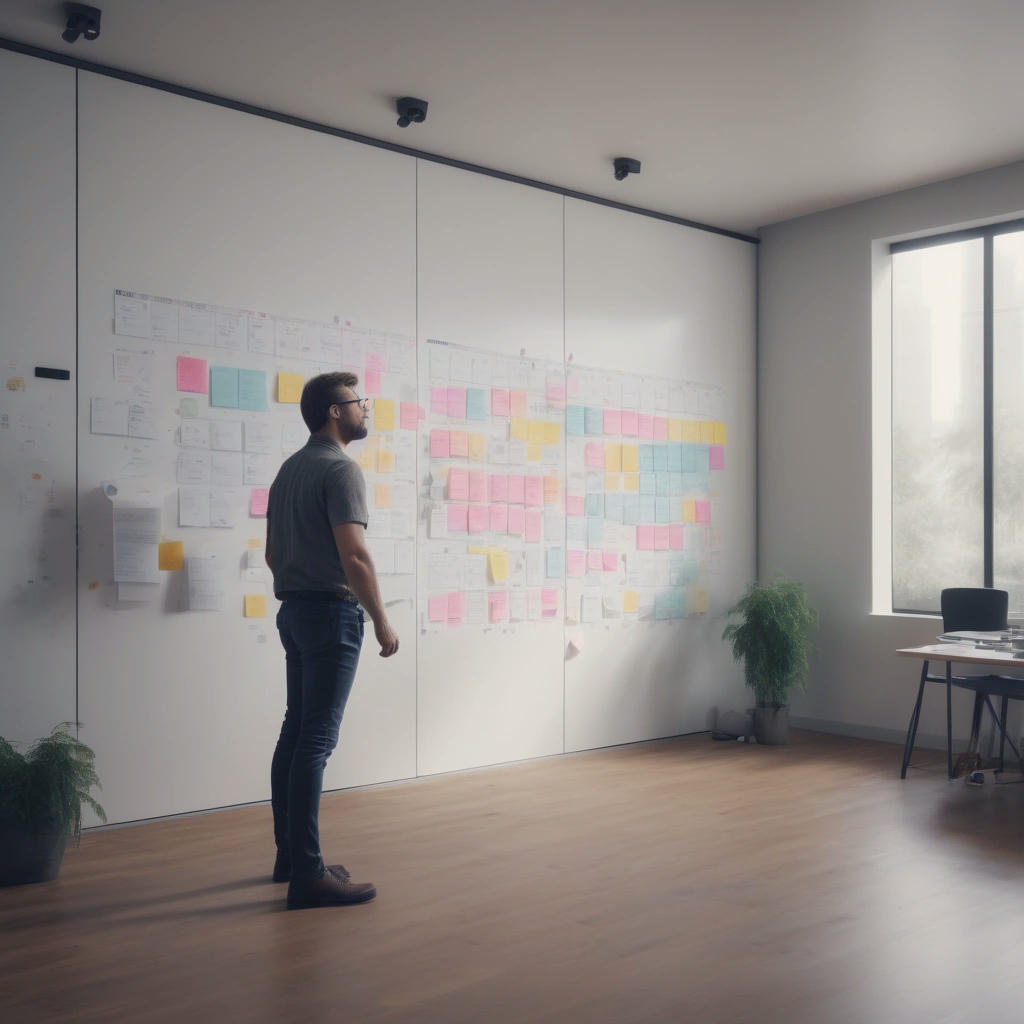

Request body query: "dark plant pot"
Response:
[753, 705, 790, 745]
[0, 810, 68, 886]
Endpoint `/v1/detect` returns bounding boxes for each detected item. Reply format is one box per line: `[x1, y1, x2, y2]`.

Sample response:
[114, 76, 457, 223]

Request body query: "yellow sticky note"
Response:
[358, 446, 374, 470]
[681, 420, 700, 443]
[527, 420, 545, 445]
[510, 417, 529, 440]
[277, 372, 304, 403]
[682, 499, 697, 523]
[467, 546, 491, 555]
[623, 472, 639, 492]
[604, 473, 620, 492]
[488, 550, 510, 582]
[373, 398, 395, 431]
[468, 433, 487, 461]
[377, 449, 395, 474]
[248, 537, 263, 550]
[450, 431, 469, 457]
[158, 541, 184, 571]
[244, 594, 267, 618]
[713, 422, 728, 445]
[527, 442, 543, 462]
[699, 421, 716, 444]
[621, 445, 639, 472]
[604, 443, 622, 472]
[543, 421, 560, 445]
[374, 484, 391, 508]
[693, 588, 709, 614]
[623, 590, 639, 614]
[667, 418, 684, 442]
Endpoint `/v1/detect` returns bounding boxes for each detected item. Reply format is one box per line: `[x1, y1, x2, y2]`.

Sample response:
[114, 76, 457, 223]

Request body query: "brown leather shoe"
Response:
[286, 871, 376, 909]
[272, 853, 350, 883]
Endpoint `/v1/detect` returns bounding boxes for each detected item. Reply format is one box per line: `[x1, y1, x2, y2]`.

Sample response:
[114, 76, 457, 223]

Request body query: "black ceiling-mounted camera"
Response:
[396, 97, 428, 128]
[62, 3, 102, 43]
[613, 157, 641, 181]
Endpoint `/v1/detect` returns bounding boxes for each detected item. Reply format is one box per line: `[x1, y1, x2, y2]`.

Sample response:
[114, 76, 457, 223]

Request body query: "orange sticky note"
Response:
[377, 449, 395, 474]
[244, 594, 267, 618]
[604, 473, 620, 491]
[667, 418, 684, 442]
[277, 372, 304, 403]
[682, 499, 697, 523]
[374, 484, 392, 508]
[158, 541, 184, 571]
[450, 431, 469, 457]
[527, 443, 543, 463]
[623, 590, 639, 613]
[248, 537, 263, 549]
[468, 433, 487, 461]
[604, 444, 622, 472]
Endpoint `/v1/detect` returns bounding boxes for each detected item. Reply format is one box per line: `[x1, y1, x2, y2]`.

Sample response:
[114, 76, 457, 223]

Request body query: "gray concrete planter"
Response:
[753, 705, 790, 745]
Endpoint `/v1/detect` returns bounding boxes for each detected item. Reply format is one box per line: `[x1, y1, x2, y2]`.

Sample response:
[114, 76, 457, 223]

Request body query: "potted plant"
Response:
[722, 578, 818, 745]
[0, 723, 106, 886]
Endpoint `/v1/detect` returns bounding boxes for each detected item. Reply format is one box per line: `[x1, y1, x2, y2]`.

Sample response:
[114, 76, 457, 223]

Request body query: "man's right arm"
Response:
[333, 522, 399, 658]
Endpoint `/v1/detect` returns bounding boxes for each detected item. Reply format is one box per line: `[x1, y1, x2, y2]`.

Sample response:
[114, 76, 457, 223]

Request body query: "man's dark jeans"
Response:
[271, 594, 364, 880]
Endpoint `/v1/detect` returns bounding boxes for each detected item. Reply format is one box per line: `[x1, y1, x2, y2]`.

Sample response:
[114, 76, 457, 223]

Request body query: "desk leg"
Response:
[946, 662, 954, 780]
[901, 660, 929, 779]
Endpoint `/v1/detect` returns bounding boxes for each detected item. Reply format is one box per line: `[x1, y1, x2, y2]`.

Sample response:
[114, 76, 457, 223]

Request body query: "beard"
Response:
[346, 421, 369, 443]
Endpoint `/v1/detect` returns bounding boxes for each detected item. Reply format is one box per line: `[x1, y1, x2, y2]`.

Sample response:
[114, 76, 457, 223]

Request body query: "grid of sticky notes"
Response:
[423, 342, 565, 627]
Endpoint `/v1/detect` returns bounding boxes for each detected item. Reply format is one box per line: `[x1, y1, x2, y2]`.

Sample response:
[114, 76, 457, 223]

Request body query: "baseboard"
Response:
[791, 716, 956, 751]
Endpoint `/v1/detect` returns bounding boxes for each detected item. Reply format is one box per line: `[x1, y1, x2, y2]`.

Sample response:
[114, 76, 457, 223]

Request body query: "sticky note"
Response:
[669, 524, 684, 549]
[430, 387, 447, 415]
[668, 418, 684, 442]
[547, 381, 565, 404]
[584, 407, 603, 435]
[488, 550, 510, 581]
[543, 476, 560, 504]
[491, 388, 511, 416]
[543, 422, 560, 445]
[430, 429, 450, 458]
[448, 468, 470, 500]
[524, 477, 544, 506]
[248, 537, 262, 549]
[490, 505, 509, 533]
[682, 499, 697, 523]
[653, 417, 668, 441]
[447, 387, 467, 419]
[603, 409, 622, 435]
[244, 594, 267, 618]
[604, 473, 620, 491]
[468, 433, 486, 461]
[566, 405, 584, 435]
[623, 473, 639, 492]
[637, 526, 655, 550]
[507, 504, 526, 535]
[508, 475, 525, 503]
[682, 420, 700, 443]
[158, 541, 184, 571]
[654, 525, 671, 550]
[377, 448, 395, 474]
[238, 369, 268, 411]
[713, 422, 728, 445]
[489, 590, 509, 622]
[450, 431, 469, 457]
[545, 547, 564, 578]
[448, 591, 466, 624]
[366, 349, 387, 373]
[375, 484, 391, 508]
[358, 446, 374, 470]
[605, 444, 622, 472]
[605, 493, 624, 521]
[602, 551, 618, 572]
[585, 493, 603, 517]
[622, 445, 639, 473]
[447, 504, 468, 532]
[585, 442, 604, 468]
[542, 587, 559, 609]
[469, 471, 488, 503]
[566, 495, 584, 516]
[525, 508, 542, 543]
[696, 500, 711, 524]
[699, 421, 716, 444]
[250, 488, 269, 517]
[709, 445, 725, 470]
[510, 417, 529, 440]
[621, 410, 638, 436]
[364, 369, 382, 395]
[373, 399, 395, 431]
[400, 402, 420, 430]
[490, 474, 509, 502]
[567, 550, 586, 577]
[468, 506, 488, 533]
[466, 388, 489, 420]
[509, 390, 528, 417]
[428, 595, 447, 623]
[637, 414, 654, 439]
[209, 366, 239, 408]
[623, 590, 639, 613]
[527, 420, 545, 445]
[277, 372, 304, 403]
[177, 356, 209, 394]
[587, 550, 603, 571]
[527, 443, 543, 463]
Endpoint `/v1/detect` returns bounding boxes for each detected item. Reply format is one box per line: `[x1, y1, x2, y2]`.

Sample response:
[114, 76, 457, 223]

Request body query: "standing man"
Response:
[265, 371, 399, 910]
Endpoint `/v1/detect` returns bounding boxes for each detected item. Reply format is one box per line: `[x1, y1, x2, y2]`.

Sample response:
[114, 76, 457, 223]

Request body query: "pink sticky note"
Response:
[584, 442, 604, 468]
[447, 468, 469, 500]
[489, 590, 509, 622]
[364, 369, 382, 395]
[468, 471, 488, 503]
[567, 375, 580, 398]
[547, 381, 566, 404]
[449, 431, 469, 457]
[709, 445, 725, 470]
[507, 475, 526, 503]
[428, 595, 447, 622]
[447, 591, 466, 624]
[603, 552, 618, 571]
[637, 525, 655, 551]
[669, 524, 684, 550]
[567, 550, 586, 577]
[366, 351, 387, 374]
[542, 586, 559, 606]
[400, 402, 420, 430]
[447, 387, 467, 419]
[430, 429, 450, 458]
[468, 506, 488, 533]
[566, 495, 584, 517]
[491, 388, 511, 416]
[430, 387, 448, 415]
[525, 508, 542, 543]
[654, 525, 671, 550]
[621, 410, 638, 436]
[603, 409, 622, 435]
[507, 505, 526, 535]
[587, 550, 603, 571]
[653, 417, 668, 441]
[489, 504, 508, 533]
[696, 499, 711, 524]
[176, 356, 208, 394]
[250, 488, 269, 517]
[509, 390, 528, 417]
[489, 474, 509, 502]
[637, 414, 654, 440]
[523, 476, 544, 507]
[447, 503, 468, 532]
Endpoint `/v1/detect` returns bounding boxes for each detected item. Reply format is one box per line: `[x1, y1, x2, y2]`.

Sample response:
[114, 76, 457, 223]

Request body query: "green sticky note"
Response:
[238, 369, 268, 411]
[210, 366, 239, 409]
[179, 397, 200, 419]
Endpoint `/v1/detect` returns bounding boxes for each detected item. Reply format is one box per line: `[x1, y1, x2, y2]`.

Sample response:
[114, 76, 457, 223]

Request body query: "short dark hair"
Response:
[300, 371, 359, 432]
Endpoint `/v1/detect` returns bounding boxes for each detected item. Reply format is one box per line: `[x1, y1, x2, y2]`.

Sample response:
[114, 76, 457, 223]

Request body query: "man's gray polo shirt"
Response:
[267, 434, 368, 597]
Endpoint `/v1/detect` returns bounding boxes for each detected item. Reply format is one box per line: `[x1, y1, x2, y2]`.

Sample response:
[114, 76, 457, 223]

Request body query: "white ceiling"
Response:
[2, 0, 1023, 235]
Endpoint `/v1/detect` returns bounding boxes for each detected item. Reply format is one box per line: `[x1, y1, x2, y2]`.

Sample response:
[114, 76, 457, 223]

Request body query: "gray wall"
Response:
[758, 160, 1024, 747]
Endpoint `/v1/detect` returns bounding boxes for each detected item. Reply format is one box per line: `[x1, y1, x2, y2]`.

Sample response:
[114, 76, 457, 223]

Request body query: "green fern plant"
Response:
[0, 723, 106, 838]
[722, 578, 819, 707]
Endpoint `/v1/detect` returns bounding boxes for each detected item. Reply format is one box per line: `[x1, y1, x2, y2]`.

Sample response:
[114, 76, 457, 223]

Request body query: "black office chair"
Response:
[900, 587, 1024, 779]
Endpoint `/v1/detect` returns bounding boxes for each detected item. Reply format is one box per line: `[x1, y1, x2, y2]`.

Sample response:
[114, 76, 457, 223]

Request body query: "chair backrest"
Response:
[940, 588, 1009, 632]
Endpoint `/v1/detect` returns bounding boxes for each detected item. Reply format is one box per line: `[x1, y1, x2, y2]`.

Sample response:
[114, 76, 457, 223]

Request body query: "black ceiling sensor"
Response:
[62, 3, 102, 43]
[396, 97, 428, 128]
[613, 157, 641, 181]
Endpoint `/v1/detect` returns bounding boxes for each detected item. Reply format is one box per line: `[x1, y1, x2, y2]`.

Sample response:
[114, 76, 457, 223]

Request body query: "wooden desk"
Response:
[897, 644, 1024, 779]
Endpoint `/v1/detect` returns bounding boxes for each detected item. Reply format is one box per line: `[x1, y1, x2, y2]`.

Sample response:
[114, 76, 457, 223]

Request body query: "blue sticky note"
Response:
[681, 445, 699, 472]
[640, 473, 656, 495]
[655, 592, 673, 620]
[238, 368, 268, 411]
[466, 388, 489, 421]
[566, 518, 586, 545]
[584, 406, 603, 435]
[604, 492, 624, 522]
[585, 493, 603, 518]
[639, 495, 656, 522]
[210, 366, 239, 409]
[656, 473, 671, 496]
[586, 517, 604, 546]
[623, 495, 640, 525]
[670, 472, 683, 495]
[566, 405, 585, 435]
[668, 444, 683, 472]
[586, 471, 604, 493]
[656, 496, 671, 523]
[545, 547, 563, 579]
[638, 445, 655, 472]
[653, 445, 669, 472]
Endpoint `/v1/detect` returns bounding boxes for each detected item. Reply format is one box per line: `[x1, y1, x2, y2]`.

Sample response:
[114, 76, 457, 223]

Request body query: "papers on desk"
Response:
[937, 630, 1008, 643]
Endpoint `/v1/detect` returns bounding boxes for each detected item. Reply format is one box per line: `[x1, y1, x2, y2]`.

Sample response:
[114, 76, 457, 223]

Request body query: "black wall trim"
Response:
[1, 36, 759, 246]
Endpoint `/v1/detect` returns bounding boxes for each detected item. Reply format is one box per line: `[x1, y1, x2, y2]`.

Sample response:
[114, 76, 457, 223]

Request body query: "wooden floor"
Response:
[4, 730, 1024, 1023]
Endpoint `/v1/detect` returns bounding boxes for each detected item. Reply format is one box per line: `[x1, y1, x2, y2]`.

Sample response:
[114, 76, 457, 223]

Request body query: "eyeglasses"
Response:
[333, 396, 372, 411]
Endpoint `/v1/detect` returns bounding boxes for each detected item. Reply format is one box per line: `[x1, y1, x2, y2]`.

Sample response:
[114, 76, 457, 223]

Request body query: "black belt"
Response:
[277, 589, 360, 604]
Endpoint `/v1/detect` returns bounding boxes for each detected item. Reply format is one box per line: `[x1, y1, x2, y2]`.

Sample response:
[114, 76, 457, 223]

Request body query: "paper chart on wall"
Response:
[419, 338, 565, 630]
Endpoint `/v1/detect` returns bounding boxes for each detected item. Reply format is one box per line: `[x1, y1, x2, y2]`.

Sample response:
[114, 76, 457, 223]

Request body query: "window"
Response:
[890, 220, 1024, 614]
